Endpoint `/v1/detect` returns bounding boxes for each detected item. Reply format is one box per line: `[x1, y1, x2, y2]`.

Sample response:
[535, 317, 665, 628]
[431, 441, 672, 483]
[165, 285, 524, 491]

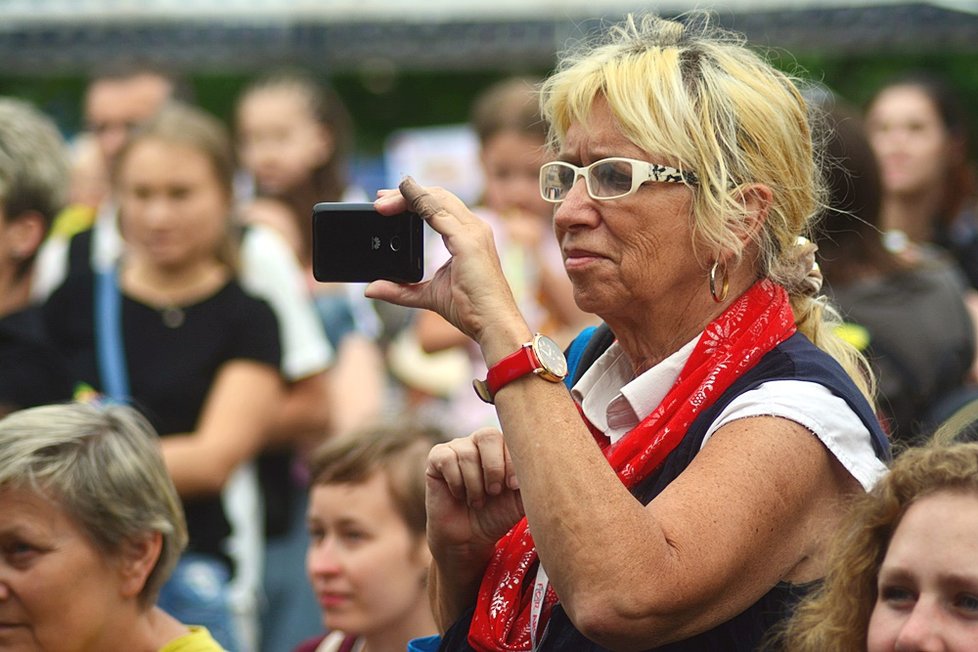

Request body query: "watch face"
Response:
[534, 334, 568, 378]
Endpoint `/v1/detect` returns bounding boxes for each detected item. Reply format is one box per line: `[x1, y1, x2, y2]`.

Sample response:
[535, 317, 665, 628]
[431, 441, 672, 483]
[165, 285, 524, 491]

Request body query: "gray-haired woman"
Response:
[0, 402, 225, 651]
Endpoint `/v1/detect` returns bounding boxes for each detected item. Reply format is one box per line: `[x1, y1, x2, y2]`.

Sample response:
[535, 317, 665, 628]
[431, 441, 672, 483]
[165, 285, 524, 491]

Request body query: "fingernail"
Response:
[488, 482, 501, 495]
[399, 175, 417, 191]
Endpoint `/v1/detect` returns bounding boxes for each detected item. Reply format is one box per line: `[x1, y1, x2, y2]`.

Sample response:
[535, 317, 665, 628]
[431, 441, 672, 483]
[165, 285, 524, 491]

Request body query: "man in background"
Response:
[0, 97, 75, 416]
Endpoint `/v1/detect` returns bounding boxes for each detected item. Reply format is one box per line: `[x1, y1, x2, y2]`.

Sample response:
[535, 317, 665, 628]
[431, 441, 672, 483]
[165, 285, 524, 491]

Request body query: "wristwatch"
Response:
[473, 333, 568, 404]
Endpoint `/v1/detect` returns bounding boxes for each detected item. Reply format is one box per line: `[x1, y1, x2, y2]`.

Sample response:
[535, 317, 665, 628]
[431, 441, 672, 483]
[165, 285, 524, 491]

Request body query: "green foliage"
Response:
[0, 54, 974, 156]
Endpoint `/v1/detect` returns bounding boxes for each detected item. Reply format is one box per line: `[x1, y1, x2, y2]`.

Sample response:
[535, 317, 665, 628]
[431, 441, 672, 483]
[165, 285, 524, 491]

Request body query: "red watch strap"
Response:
[485, 344, 539, 398]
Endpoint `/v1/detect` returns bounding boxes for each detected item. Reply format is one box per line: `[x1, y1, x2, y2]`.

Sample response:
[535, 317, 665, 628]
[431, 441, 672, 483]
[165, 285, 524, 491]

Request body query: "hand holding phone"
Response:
[311, 202, 424, 283]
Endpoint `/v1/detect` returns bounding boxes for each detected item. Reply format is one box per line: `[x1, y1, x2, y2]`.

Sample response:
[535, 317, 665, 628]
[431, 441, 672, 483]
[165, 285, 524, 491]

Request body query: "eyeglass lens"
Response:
[590, 160, 633, 197]
[543, 160, 635, 201]
[542, 165, 571, 201]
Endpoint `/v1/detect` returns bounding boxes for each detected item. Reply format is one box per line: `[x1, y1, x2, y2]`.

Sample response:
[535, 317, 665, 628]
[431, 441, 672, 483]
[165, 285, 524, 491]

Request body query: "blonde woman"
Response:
[367, 11, 889, 651]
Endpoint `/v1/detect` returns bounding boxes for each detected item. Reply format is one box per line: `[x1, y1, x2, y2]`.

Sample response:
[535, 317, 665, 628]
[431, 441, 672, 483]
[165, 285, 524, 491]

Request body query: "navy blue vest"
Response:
[439, 329, 888, 651]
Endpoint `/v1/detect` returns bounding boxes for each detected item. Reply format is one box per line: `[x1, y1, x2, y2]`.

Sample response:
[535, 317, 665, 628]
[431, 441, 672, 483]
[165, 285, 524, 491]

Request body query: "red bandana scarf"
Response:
[467, 279, 797, 651]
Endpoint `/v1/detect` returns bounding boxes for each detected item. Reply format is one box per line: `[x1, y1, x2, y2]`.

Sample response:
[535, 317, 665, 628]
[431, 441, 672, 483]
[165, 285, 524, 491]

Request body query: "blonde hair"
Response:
[775, 441, 978, 650]
[0, 402, 188, 606]
[929, 397, 978, 446]
[540, 11, 874, 400]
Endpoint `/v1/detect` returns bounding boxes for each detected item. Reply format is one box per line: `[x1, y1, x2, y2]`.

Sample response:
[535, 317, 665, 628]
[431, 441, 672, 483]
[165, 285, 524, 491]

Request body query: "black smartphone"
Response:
[311, 202, 424, 283]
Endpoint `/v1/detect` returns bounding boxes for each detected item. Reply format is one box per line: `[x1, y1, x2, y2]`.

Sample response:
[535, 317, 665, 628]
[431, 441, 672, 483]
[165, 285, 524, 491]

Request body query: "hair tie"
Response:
[794, 236, 823, 297]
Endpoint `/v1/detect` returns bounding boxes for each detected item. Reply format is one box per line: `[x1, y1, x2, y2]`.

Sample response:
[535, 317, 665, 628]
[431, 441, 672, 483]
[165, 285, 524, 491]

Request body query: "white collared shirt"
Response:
[572, 336, 887, 490]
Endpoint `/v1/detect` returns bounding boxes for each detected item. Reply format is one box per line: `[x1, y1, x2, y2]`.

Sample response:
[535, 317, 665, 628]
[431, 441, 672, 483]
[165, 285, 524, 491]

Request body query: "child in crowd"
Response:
[412, 76, 595, 436]
[236, 69, 395, 435]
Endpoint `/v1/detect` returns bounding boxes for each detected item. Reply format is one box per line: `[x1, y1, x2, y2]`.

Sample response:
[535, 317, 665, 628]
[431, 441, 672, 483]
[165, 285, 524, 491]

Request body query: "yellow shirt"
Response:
[160, 626, 226, 652]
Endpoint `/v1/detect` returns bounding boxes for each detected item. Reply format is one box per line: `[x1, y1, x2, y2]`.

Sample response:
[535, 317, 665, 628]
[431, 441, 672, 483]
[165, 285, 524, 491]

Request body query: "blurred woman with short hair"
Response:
[0, 401, 225, 651]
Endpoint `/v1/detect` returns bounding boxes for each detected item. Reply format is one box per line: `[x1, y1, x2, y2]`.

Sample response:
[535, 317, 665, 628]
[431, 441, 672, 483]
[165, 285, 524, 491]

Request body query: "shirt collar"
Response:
[572, 335, 699, 444]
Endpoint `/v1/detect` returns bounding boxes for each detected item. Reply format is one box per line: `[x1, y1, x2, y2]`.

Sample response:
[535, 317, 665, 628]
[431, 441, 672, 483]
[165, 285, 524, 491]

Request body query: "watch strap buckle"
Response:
[473, 378, 494, 404]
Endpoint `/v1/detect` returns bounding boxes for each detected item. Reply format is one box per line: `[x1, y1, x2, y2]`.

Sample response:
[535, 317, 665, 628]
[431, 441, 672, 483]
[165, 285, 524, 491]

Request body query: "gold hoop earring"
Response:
[709, 262, 729, 303]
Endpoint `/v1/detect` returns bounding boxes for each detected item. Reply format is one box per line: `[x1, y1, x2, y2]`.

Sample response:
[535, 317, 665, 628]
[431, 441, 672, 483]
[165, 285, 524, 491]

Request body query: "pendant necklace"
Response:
[160, 305, 185, 329]
[123, 262, 226, 330]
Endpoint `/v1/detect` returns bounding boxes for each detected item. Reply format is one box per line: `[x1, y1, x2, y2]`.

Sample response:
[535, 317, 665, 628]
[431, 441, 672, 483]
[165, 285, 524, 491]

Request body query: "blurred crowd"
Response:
[1, 29, 978, 652]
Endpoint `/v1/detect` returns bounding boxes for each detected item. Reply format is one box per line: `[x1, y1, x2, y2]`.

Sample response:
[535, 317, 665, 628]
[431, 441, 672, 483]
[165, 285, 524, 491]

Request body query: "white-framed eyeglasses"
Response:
[539, 157, 697, 203]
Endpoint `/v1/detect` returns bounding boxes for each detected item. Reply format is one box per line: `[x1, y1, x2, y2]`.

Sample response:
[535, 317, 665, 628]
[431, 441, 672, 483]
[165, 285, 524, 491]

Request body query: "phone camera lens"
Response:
[389, 236, 402, 252]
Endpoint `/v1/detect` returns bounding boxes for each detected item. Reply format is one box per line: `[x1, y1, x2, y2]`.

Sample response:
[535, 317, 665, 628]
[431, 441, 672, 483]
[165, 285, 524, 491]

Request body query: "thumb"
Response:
[364, 279, 427, 309]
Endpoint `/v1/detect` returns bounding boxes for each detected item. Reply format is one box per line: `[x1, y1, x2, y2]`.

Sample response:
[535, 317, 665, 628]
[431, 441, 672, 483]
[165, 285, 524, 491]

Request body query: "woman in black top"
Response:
[45, 102, 284, 652]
